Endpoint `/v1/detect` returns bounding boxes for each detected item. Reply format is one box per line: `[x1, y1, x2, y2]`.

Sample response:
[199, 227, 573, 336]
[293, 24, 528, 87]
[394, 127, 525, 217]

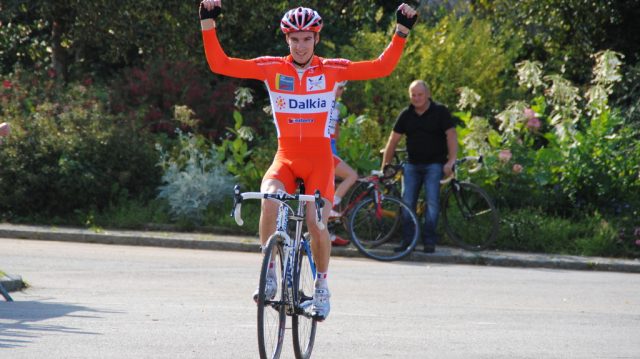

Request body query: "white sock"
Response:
[262, 245, 276, 276]
[315, 271, 328, 289]
[333, 196, 342, 206]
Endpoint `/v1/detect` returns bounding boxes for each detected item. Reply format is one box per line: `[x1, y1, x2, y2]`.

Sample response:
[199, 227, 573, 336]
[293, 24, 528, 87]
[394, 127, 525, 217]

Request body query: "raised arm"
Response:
[338, 4, 418, 81]
[199, 0, 265, 80]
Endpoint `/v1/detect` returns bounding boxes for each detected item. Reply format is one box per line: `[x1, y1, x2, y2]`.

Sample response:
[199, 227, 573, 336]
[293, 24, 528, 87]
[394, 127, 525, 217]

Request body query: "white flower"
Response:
[457, 87, 482, 111]
[515, 60, 545, 93]
[234, 87, 254, 108]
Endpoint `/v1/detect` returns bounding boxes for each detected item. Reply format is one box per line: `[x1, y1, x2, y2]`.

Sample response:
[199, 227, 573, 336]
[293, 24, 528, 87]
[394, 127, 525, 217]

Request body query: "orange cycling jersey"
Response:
[202, 28, 406, 200]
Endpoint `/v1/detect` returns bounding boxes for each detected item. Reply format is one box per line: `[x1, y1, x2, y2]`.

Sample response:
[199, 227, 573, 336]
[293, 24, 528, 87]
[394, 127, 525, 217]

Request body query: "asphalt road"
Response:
[1, 237, 639, 358]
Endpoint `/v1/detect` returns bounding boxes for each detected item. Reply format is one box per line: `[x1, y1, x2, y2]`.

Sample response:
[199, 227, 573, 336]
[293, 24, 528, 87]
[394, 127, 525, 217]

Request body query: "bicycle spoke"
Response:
[292, 239, 317, 359]
[349, 196, 419, 261]
[443, 182, 499, 251]
[257, 237, 286, 359]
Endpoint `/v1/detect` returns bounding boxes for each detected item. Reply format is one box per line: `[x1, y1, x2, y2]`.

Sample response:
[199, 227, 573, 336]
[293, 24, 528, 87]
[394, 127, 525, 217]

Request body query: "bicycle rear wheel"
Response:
[442, 182, 499, 251]
[257, 235, 286, 359]
[292, 235, 317, 359]
[348, 196, 420, 261]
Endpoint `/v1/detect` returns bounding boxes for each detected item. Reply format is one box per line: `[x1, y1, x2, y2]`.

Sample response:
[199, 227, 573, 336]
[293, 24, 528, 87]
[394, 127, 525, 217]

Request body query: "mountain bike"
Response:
[384, 155, 499, 251]
[231, 183, 324, 359]
[333, 170, 419, 261]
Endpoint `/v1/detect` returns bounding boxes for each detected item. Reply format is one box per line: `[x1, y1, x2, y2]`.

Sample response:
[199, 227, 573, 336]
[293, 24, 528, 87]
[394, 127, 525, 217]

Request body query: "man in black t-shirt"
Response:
[381, 80, 457, 253]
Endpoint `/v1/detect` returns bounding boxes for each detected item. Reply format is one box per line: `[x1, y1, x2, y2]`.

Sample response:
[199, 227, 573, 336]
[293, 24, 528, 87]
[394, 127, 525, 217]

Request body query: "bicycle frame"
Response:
[232, 185, 323, 315]
[334, 172, 390, 221]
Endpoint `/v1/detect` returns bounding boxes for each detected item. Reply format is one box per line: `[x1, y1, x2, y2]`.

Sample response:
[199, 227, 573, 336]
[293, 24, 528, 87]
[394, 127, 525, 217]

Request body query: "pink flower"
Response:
[512, 164, 523, 174]
[526, 117, 541, 131]
[0, 122, 10, 137]
[636, 239, 640, 247]
[524, 108, 536, 119]
[2, 80, 11, 89]
[634, 227, 640, 237]
[47, 68, 57, 78]
[499, 149, 512, 162]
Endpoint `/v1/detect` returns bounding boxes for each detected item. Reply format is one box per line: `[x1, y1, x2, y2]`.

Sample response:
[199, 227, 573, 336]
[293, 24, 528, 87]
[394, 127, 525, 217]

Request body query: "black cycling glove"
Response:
[396, 6, 417, 30]
[199, 3, 221, 20]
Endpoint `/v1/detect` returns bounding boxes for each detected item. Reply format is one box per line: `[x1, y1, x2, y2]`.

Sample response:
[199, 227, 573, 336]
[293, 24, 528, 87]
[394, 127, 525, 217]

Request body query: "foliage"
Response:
[336, 114, 386, 173]
[0, 0, 198, 80]
[156, 130, 234, 221]
[341, 15, 518, 126]
[494, 208, 638, 258]
[470, 0, 640, 83]
[0, 0, 400, 81]
[216, 108, 268, 190]
[0, 68, 160, 218]
[454, 50, 640, 256]
[109, 59, 237, 138]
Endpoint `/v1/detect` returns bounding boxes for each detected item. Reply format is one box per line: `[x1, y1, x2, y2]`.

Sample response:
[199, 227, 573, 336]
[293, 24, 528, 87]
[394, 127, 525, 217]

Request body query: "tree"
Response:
[470, 0, 640, 84]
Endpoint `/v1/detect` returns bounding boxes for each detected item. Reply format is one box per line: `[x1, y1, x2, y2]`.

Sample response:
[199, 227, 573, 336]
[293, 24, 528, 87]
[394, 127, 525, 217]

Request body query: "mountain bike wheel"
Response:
[348, 196, 419, 261]
[442, 182, 499, 251]
[292, 235, 317, 359]
[257, 235, 286, 359]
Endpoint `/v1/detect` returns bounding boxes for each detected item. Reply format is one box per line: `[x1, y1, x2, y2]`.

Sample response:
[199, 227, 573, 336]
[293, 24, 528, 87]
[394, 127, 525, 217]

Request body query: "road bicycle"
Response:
[384, 154, 500, 251]
[231, 182, 324, 359]
[331, 170, 420, 261]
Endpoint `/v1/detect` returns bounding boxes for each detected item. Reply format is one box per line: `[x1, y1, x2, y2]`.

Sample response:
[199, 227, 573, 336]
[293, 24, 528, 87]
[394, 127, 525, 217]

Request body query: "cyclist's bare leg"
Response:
[259, 178, 286, 246]
[306, 198, 332, 273]
[334, 161, 357, 204]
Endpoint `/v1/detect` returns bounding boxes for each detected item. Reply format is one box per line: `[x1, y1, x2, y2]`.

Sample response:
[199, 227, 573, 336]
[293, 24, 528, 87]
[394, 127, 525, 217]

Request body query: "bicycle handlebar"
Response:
[440, 156, 484, 184]
[231, 185, 325, 230]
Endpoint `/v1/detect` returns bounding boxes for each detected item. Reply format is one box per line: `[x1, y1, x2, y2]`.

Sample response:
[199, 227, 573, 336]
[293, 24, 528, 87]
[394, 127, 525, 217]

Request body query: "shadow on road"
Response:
[0, 300, 119, 348]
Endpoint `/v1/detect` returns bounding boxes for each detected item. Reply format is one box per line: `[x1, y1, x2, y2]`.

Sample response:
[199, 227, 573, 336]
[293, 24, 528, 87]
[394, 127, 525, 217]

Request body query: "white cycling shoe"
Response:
[253, 272, 278, 303]
[311, 287, 331, 321]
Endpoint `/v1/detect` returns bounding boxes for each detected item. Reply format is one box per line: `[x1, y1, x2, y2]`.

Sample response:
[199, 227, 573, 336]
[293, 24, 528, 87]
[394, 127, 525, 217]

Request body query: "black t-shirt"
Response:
[392, 101, 455, 164]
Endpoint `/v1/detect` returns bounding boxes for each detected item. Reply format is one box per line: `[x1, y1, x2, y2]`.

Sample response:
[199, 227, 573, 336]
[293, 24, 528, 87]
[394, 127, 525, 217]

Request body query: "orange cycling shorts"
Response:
[333, 155, 342, 168]
[263, 138, 335, 203]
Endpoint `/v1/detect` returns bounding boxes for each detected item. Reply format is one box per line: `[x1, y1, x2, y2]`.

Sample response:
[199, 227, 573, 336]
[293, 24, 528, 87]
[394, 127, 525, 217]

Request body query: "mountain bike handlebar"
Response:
[231, 185, 325, 230]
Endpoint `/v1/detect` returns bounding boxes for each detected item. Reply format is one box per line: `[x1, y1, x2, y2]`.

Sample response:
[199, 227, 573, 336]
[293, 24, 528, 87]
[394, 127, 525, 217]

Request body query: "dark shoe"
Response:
[423, 245, 435, 253]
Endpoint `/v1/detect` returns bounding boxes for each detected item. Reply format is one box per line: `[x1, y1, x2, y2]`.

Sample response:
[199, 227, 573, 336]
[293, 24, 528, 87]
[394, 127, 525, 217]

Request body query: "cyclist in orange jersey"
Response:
[200, 0, 417, 320]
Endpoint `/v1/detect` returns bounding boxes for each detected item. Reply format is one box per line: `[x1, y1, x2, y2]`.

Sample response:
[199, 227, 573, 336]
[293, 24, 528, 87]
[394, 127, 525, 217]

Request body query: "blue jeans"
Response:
[401, 162, 443, 247]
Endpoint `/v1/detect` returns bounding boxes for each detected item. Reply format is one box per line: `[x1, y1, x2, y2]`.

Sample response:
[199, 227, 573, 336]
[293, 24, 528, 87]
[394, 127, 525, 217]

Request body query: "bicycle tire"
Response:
[340, 180, 369, 214]
[442, 182, 499, 251]
[292, 235, 317, 359]
[348, 196, 420, 261]
[257, 235, 286, 359]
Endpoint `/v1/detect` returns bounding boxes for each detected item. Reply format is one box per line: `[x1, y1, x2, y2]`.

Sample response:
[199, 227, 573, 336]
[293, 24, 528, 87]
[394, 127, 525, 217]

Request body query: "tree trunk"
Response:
[51, 18, 68, 82]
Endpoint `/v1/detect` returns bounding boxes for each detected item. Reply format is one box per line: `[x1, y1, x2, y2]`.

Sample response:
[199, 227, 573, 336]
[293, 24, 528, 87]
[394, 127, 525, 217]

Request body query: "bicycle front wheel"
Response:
[348, 196, 420, 261]
[257, 235, 286, 359]
[442, 182, 499, 251]
[292, 235, 317, 359]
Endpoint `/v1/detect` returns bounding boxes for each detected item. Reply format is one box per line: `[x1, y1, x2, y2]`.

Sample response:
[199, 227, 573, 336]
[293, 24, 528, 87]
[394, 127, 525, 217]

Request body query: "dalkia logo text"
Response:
[288, 118, 314, 124]
[288, 98, 328, 110]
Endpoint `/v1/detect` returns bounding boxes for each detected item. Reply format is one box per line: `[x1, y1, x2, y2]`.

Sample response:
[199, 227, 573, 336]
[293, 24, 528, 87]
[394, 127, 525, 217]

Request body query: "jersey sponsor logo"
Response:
[275, 74, 294, 92]
[270, 92, 334, 114]
[274, 96, 288, 111]
[306, 75, 326, 91]
[287, 118, 314, 124]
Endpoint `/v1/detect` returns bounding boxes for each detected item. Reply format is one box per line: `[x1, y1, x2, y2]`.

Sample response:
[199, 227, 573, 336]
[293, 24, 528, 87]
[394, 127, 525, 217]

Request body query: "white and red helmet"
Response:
[280, 7, 323, 34]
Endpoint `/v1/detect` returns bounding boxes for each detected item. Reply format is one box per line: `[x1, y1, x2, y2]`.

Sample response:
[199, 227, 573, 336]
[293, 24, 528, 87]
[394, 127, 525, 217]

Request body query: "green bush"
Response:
[156, 130, 234, 221]
[340, 15, 518, 125]
[0, 69, 160, 218]
[495, 208, 638, 258]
